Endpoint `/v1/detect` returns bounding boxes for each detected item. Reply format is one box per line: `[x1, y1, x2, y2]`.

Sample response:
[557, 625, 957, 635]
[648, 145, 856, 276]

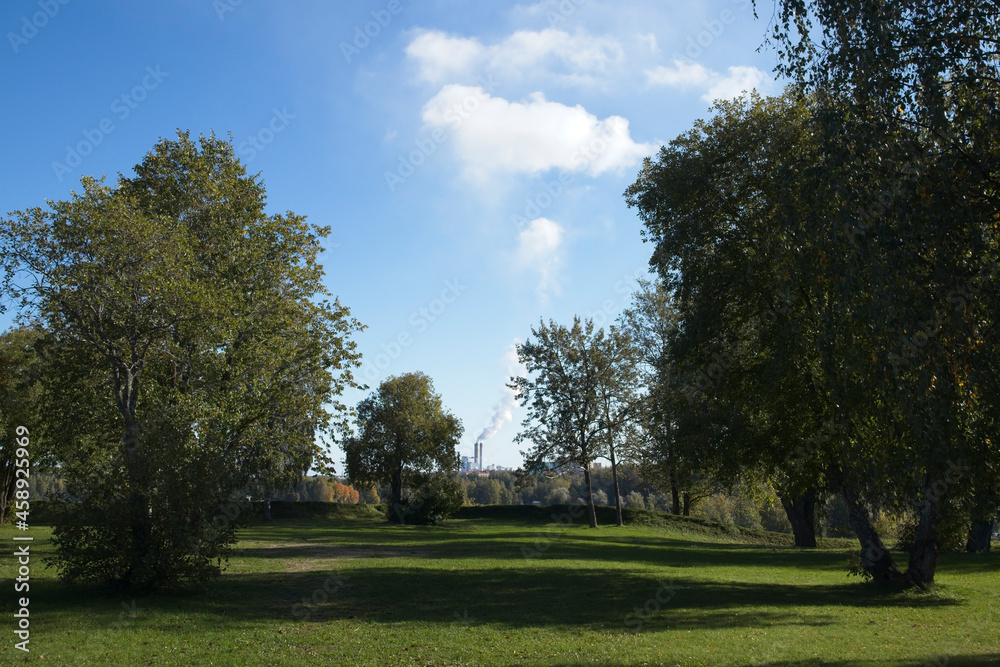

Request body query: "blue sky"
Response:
[0, 0, 781, 469]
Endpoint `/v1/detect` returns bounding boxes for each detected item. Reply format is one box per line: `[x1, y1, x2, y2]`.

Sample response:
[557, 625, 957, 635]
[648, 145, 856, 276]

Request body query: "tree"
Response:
[0, 327, 45, 522]
[343, 372, 463, 523]
[330, 481, 361, 504]
[593, 324, 642, 526]
[626, 93, 839, 548]
[619, 278, 710, 517]
[761, 0, 1000, 585]
[512, 317, 610, 528]
[627, 84, 999, 582]
[0, 132, 363, 592]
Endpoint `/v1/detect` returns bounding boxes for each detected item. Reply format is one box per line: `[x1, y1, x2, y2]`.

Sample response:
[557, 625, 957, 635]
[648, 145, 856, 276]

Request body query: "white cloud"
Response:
[645, 59, 768, 101]
[705, 66, 767, 102]
[421, 85, 653, 180]
[405, 28, 623, 86]
[516, 217, 564, 301]
[405, 31, 486, 85]
[645, 60, 711, 88]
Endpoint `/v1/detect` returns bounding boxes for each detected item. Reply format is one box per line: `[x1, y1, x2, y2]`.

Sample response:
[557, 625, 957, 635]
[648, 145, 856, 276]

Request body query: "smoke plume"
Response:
[476, 341, 525, 443]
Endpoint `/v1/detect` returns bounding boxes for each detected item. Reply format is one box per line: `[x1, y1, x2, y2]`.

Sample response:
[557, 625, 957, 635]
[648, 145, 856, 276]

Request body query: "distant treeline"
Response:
[30, 469, 874, 539]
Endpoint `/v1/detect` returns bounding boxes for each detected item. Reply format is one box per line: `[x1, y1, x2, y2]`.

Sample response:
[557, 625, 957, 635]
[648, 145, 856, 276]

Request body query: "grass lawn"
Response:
[1, 505, 998, 666]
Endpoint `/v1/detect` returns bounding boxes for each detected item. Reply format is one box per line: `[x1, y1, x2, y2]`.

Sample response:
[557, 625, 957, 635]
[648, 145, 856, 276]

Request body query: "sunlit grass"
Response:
[1, 507, 997, 666]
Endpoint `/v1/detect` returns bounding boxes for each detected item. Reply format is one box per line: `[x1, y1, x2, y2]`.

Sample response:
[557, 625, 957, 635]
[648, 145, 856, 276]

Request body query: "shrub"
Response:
[625, 491, 646, 509]
[390, 473, 464, 525]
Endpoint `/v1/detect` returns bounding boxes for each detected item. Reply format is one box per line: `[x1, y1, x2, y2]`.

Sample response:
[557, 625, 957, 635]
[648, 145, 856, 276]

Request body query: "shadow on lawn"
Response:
[234, 531, 877, 574]
[22, 562, 960, 632]
[181, 564, 960, 631]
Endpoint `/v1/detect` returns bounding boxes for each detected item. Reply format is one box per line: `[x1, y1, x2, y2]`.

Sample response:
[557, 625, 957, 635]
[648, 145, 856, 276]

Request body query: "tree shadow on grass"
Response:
[22, 563, 957, 631]
[182, 564, 961, 630]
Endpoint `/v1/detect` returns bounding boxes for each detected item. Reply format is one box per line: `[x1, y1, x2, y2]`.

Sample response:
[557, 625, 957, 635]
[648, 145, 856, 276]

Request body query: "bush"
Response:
[49, 484, 240, 593]
[625, 491, 646, 509]
[390, 473, 464, 525]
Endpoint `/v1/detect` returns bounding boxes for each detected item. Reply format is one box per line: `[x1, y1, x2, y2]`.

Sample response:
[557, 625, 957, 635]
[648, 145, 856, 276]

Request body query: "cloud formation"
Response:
[406, 28, 624, 87]
[516, 217, 564, 301]
[421, 85, 652, 180]
[645, 59, 767, 101]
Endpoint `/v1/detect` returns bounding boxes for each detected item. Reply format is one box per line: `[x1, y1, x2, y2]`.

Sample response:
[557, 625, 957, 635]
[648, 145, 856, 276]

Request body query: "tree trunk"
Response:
[122, 415, 152, 590]
[609, 445, 623, 527]
[682, 492, 691, 516]
[967, 485, 996, 553]
[389, 470, 404, 523]
[780, 491, 818, 548]
[905, 485, 941, 589]
[966, 519, 994, 553]
[670, 477, 681, 516]
[583, 465, 598, 528]
[0, 455, 14, 523]
[841, 484, 904, 584]
[262, 499, 272, 522]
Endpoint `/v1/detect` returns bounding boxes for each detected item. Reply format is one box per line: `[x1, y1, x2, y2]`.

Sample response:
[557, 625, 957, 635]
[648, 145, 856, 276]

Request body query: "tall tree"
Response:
[626, 93, 840, 548]
[0, 132, 363, 592]
[762, 0, 1000, 585]
[512, 317, 609, 528]
[618, 279, 708, 517]
[627, 82, 999, 583]
[343, 372, 462, 523]
[593, 324, 642, 526]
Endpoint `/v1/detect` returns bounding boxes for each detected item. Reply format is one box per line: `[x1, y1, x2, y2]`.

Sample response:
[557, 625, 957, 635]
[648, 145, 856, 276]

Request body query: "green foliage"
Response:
[754, 0, 1000, 584]
[618, 279, 712, 513]
[513, 318, 639, 526]
[392, 472, 465, 525]
[344, 372, 463, 521]
[0, 131, 363, 592]
[50, 489, 240, 591]
[0, 326, 45, 522]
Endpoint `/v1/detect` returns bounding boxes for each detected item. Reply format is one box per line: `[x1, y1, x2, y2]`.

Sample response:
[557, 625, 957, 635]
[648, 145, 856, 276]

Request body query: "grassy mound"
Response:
[455, 504, 854, 547]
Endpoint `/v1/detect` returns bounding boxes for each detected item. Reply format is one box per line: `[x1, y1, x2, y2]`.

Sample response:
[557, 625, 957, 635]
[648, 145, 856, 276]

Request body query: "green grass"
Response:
[1, 506, 998, 666]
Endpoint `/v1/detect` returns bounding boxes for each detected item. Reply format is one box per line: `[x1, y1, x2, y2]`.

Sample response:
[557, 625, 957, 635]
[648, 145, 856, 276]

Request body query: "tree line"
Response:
[506, 0, 999, 590]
